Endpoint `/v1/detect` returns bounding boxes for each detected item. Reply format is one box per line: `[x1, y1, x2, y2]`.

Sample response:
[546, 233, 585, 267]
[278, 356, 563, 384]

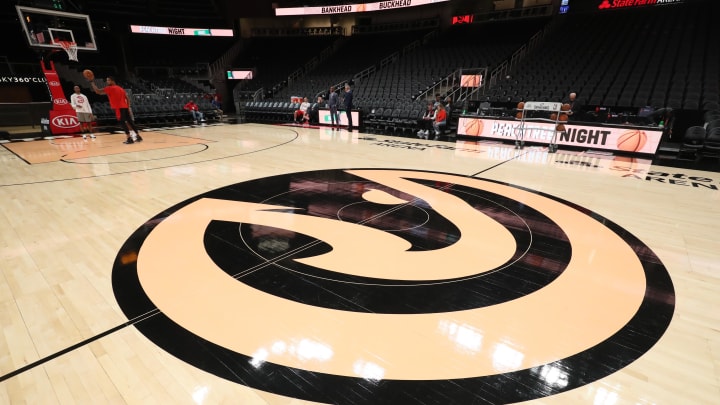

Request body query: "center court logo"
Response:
[112, 169, 675, 404]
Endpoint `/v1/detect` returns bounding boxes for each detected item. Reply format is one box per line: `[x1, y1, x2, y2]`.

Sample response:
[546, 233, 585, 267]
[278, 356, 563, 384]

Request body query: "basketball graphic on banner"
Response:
[463, 118, 483, 136]
[616, 129, 647, 152]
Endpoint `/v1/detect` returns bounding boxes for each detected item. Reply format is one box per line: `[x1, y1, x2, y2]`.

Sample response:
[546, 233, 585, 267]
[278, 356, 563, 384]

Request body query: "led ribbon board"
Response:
[276, 0, 450, 16]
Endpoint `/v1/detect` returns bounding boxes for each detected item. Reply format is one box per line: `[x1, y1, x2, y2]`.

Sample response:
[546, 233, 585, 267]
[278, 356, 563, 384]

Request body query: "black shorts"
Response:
[117, 108, 134, 123]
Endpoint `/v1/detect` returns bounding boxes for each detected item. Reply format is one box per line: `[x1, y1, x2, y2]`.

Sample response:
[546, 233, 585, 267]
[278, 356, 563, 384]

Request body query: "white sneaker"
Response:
[82, 134, 87, 139]
[90, 134, 96, 139]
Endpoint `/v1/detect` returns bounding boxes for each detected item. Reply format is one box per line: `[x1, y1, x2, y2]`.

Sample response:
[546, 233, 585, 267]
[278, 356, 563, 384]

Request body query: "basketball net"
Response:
[55, 40, 78, 62]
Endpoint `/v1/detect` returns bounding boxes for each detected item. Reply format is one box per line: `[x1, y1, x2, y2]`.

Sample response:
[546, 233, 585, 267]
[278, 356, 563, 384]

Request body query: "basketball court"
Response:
[2, 3, 719, 404]
[0, 122, 718, 404]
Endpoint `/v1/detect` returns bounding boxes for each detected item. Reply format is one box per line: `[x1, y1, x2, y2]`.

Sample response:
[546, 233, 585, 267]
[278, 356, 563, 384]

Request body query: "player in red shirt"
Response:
[432, 103, 447, 140]
[183, 99, 205, 124]
[90, 76, 143, 144]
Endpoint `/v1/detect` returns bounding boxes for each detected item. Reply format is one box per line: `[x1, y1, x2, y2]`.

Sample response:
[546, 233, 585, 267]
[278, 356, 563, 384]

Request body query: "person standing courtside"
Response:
[90, 76, 143, 144]
[328, 86, 340, 127]
[70, 85, 95, 139]
[562, 92, 583, 120]
[343, 82, 353, 130]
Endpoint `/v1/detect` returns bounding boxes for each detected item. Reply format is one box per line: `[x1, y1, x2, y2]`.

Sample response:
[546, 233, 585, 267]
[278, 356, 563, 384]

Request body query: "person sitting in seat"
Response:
[444, 96, 453, 118]
[417, 101, 436, 139]
[211, 93, 223, 119]
[307, 96, 325, 125]
[184, 99, 205, 123]
[432, 103, 447, 140]
[294, 97, 311, 123]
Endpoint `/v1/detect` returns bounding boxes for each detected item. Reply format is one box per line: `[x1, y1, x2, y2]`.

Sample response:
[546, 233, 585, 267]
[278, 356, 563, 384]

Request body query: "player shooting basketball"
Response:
[87, 72, 143, 144]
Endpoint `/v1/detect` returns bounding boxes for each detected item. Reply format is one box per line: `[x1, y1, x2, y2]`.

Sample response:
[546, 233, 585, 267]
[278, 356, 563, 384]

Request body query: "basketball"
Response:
[463, 118, 483, 136]
[82, 69, 94, 80]
[517, 101, 525, 110]
[559, 113, 569, 122]
[561, 103, 571, 111]
[550, 113, 557, 120]
[616, 129, 647, 152]
[556, 123, 566, 132]
[515, 112, 523, 119]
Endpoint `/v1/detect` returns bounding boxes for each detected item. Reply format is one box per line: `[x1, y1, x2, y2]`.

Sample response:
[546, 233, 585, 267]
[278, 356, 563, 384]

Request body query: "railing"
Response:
[414, 67, 488, 105]
[250, 26, 344, 37]
[287, 68, 303, 86]
[252, 88, 264, 101]
[471, 4, 553, 23]
[353, 65, 376, 83]
[271, 39, 345, 97]
[351, 18, 439, 34]
[487, 14, 563, 89]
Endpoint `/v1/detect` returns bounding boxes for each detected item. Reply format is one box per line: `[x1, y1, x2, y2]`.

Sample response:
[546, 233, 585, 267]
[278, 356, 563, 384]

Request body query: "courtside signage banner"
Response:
[596, 0, 684, 10]
[276, 0, 449, 16]
[457, 117, 663, 155]
[319, 109, 360, 127]
[130, 25, 233, 36]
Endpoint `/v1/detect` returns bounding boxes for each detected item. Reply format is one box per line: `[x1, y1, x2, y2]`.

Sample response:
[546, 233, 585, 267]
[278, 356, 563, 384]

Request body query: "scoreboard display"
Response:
[226, 70, 254, 80]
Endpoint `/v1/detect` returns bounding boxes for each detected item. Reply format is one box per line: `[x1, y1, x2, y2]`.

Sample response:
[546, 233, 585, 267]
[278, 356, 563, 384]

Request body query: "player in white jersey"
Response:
[70, 85, 95, 139]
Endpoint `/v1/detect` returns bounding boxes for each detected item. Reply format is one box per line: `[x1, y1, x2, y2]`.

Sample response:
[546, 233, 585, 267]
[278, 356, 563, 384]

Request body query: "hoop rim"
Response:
[53, 39, 77, 48]
[52, 39, 79, 61]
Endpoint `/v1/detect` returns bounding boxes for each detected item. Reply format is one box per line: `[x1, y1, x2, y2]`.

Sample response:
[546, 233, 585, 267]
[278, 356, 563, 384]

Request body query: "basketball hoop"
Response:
[54, 40, 78, 62]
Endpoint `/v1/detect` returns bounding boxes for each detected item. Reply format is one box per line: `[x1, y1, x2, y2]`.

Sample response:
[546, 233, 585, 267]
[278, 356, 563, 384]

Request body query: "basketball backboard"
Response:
[16, 5, 97, 52]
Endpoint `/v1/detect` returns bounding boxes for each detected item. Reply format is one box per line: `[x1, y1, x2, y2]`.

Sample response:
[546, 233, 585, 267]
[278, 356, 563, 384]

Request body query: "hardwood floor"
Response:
[0, 123, 718, 404]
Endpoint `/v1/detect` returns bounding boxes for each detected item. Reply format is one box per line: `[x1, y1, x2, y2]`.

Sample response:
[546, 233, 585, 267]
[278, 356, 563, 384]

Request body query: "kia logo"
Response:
[48, 81, 61, 86]
[54, 99, 68, 105]
[51, 115, 79, 129]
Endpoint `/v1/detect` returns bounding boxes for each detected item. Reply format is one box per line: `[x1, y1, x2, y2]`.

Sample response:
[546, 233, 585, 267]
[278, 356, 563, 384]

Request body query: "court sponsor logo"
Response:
[113, 169, 675, 403]
[617, 168, 719, 190]
[53, 98, 68, 105]
[51, 115, 79, 128]
[379, 0, 411, 9]
[599, 0, 683, 9]
[361, 139, 716, 192]
[322, 5, 352, 13]
[365, 137, 484, 153]
[0, 76, 46, 83]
